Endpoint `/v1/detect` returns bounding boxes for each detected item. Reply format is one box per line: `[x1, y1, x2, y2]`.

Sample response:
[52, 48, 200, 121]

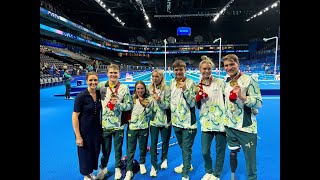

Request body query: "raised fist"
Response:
[229, 90, 238, 103]
[196, 89, 208, 102]
[106, 101, 115, 111]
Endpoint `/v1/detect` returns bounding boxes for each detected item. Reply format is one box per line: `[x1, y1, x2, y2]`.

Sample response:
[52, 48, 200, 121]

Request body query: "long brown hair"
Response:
[133, 81, 150, 104]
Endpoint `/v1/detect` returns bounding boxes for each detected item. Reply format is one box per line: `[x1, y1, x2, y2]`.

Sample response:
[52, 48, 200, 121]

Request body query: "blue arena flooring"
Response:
[41, 72, 280, 180]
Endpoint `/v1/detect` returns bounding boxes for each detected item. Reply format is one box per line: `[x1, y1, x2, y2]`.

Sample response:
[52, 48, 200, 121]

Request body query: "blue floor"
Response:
[40, 73, 280, 180]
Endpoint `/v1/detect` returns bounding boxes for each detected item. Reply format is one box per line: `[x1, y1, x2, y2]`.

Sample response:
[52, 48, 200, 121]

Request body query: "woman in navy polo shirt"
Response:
[72, 71, 102, 180]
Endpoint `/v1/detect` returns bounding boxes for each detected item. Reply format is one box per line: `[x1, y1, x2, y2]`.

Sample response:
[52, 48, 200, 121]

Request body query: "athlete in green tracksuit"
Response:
[196, 56, 227, 180]
[147, 69, 171, 177]
[124, 81, 153, 180]
[63, 69, 73, 99]
[170, 59, 197, 180]
[223, 54, 263, 180]
[96, 64, 133, 180]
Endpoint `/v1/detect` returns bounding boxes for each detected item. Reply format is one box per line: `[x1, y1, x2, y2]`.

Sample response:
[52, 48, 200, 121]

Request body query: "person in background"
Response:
[96, 64, 133, 180]
[63, 69, 73, 100]
[264, 64, 270, 74]
[95, 60, 100, 73]
[147, 69, 171, 177]
[170, 59, 197, 180]
[124, 81, 153, 180]
[92, 60, 96, 72]
[54, 68, 60, 76]
[63, 63, 68, 71]
[195, 55, 227, 180]
[72, 71, 102, 180]
[223, 54, 262, 180]
[88, 64, 94, 72]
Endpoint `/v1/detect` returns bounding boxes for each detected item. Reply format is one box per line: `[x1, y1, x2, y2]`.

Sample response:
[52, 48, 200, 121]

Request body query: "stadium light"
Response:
[263, 36, 278, 79]
[164, 39, 167, 81]
[213, 38, 222, 77]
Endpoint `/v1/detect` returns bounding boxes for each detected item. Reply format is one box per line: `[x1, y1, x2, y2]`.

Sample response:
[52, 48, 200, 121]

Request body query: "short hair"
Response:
[172, 59, 186, 69]
[86, 71, 99, 80]
[199, 55, 214, 69]
[222, 54, 239, 65]
[107, 63, 119, 72]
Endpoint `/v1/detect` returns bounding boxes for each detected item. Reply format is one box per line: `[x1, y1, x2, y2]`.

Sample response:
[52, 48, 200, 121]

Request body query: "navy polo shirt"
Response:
[74, 89, 102, 137]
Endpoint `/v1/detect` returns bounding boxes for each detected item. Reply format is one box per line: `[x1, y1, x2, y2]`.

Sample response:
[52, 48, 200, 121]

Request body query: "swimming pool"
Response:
[58, 71, 279, 97]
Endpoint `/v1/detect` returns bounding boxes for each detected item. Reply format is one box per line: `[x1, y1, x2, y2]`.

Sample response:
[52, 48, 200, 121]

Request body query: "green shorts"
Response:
[225, 126, 257, 150]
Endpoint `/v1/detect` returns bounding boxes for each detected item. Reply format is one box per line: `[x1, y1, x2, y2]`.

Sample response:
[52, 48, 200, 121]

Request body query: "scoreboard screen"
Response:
[177, 27, 191, 36]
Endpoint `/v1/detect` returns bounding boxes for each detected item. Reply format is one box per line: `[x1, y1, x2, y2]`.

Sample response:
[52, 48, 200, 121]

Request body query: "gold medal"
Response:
[176, 77, 186, 88]
[176, 79, 181, 87]
[230, 79, 238, 87]
[194, 85, 200, 93]
[140, 98, 149, 107]
[143, 99, 149, 104]
[110, 94, 117, 98]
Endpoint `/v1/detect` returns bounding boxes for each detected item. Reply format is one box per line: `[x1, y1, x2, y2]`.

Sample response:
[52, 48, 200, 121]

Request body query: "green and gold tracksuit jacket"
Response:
[129, 96, 153, 130]
[147, 84, 171, 127]
[97, 81, 133, 130]
[198, 77, 226, 132]
[170, 78, 197, 129]
[224, 73, 263, 134]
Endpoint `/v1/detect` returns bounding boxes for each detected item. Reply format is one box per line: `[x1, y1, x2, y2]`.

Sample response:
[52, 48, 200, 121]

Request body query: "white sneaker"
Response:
[182, 176, 190, 180]
[97, 167, 108, 180]
[84, 173, 97, 180]
[160, 159, 168, 169]
[114, 168, 122, 179]
[140, 164, 147, 174]
[124, 171, 133, 180]
[174, 163, 193, 173]
[149, 166, 157, 177]
[201, 173, 213, 180]
[68, 97, 74, 100]
[210, 174, 220, 180]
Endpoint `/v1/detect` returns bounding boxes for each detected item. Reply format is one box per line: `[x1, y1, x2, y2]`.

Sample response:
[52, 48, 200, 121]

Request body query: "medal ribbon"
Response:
[199, 75, 213, 88]
[108, 81, 120, 96]
[231, 71, 242, 81]
[152, 83, 163, 95]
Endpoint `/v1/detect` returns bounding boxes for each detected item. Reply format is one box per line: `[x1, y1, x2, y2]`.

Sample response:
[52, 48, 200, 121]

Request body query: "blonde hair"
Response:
[222, 54, 239, 65]
[151, 69, 166, 91]
[107, 63, 119, 72]
[199, 55, 214, 69]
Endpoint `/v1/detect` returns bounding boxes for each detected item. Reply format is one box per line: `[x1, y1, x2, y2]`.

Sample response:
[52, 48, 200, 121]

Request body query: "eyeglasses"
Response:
[88, 79, 98, 81]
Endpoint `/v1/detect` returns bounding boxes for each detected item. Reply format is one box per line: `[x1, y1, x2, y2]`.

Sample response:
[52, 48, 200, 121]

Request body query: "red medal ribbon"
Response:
[199, 75, 213, 88]
[108, 81, 120, 96]
[231, 71, 242, 81]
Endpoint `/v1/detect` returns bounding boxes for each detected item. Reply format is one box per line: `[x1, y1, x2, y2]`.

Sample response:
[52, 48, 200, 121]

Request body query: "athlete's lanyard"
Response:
[108, 81, 120, 97]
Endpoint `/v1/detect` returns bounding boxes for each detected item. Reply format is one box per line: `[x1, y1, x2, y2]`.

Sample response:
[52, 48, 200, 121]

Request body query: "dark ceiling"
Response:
[44, 0, 280, 44]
